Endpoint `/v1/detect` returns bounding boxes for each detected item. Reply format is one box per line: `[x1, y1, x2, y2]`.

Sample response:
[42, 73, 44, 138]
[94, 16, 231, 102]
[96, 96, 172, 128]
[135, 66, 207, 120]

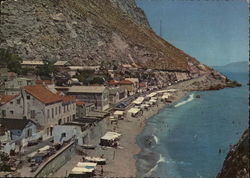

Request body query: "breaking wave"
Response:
[153, 134, 159, 144]
[144, 154, 166, 176]
[175, 94, 195, 108]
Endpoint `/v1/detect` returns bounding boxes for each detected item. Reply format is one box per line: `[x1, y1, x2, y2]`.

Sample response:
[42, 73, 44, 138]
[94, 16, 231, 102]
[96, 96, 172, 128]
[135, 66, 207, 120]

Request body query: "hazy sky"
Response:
[136, 0, 249, 66]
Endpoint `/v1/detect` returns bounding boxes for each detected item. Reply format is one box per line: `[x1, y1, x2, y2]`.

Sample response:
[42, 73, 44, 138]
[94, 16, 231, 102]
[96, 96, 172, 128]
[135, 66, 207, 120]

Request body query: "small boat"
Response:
[81, 144, 96, 150]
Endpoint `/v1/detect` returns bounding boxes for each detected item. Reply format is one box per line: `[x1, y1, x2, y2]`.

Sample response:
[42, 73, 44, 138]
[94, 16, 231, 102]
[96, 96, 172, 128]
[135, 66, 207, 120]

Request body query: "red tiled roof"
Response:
[76, 101, 85, 105]
[139, 83, 146, 87]
[36, 80, 53, 85]
[0, 95, 19, 105]
[108, 80, 118, 85]
[118, 80, 133, 85]
[61, 95, 76, 104]
[108, 80, 133, 85]
[24, 85, 62, 104]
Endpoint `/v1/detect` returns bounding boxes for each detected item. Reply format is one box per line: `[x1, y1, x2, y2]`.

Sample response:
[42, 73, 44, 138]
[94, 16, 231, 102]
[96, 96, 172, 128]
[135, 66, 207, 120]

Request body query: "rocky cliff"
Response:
[217, 128, 249, 178]
[0, 0, 213, 75]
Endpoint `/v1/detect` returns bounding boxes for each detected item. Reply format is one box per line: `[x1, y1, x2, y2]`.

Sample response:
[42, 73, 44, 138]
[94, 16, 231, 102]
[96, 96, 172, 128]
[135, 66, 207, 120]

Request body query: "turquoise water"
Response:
[136, 72, 249, 177]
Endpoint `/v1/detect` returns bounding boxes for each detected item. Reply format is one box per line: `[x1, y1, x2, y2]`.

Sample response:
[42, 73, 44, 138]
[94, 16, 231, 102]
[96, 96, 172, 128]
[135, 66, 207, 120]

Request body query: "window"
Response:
[52, 108, 54, 118]
[59, 106, 61, 114]
[10, 101, 13, 104]
[10, 110, 14, 115]
[2, 110, 6, 117]
[17, 99, 21, 104]
[64, 106, 65, 113]
[47, 109, 50, 118]
[55, 107, 57, 115]
[26, 128, 32, 138]
[27, 95, 30, 100]
[31, 110, 35, 118]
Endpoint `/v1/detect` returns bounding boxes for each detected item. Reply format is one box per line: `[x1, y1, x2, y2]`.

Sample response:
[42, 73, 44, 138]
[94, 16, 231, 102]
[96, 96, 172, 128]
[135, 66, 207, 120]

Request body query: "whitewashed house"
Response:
[0, 84, 77, 137]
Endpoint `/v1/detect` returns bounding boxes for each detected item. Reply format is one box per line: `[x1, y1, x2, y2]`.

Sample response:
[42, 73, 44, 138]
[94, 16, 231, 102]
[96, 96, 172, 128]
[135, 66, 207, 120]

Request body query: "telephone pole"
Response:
[159, 20, 162, 37]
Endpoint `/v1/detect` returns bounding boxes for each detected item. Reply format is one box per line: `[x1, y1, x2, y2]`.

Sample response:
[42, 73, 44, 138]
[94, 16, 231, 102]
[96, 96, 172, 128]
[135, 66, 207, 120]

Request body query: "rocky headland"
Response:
[217, 128, 249, 178]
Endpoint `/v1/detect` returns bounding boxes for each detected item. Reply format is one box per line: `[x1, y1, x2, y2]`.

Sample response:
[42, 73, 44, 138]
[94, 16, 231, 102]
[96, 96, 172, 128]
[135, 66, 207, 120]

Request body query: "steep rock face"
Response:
[0, 0, 212, 74]
[217, 128, 249, 178]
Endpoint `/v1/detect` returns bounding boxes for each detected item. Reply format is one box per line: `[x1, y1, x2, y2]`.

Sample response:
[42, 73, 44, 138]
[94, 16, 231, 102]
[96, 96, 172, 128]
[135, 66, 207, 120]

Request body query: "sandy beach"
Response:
[52, 89, 186, 177]
[52, 75, 227, 177]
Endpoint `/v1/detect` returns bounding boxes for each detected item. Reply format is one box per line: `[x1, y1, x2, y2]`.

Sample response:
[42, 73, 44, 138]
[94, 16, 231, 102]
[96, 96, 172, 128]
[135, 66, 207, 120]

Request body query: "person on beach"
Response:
[101, 166, 103, 176]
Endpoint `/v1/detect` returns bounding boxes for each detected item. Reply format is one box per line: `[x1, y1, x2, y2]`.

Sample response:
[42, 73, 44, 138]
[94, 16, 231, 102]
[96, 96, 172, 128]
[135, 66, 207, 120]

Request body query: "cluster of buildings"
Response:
[0, 60, 183, 176]
[0, 61, 147, 156]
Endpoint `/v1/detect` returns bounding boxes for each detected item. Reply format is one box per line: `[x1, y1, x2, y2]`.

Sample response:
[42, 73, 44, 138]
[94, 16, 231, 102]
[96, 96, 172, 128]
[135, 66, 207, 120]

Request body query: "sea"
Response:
[135, 72, 249, 178]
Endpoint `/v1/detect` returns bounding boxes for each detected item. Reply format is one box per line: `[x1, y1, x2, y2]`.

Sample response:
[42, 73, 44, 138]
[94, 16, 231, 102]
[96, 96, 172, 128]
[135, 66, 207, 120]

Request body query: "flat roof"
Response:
[101, 131, 121, 140]
[68, 86, 106, 93]
[132, 97, 144, 105]
[114, 111, 124, 115]
[147, 92, 157, 98]
[127, 107, 140, 114]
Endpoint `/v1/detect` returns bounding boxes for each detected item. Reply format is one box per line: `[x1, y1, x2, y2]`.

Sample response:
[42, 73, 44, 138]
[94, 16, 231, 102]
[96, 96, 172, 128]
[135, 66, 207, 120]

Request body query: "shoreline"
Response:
[52, 74, 233, 177]
[100, 90, 187, 177]
[52, 90, 187, 177]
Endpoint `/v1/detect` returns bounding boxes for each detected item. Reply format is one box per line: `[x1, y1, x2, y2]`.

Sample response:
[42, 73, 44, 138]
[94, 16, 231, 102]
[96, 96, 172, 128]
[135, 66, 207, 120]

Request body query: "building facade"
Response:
[68, 86, 109, 111]
[0, 85, 76, 137]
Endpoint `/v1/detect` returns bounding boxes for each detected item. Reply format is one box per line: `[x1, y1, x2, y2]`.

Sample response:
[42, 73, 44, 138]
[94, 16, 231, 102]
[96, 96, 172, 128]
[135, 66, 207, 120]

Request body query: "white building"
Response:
[0, 84, 76, 136]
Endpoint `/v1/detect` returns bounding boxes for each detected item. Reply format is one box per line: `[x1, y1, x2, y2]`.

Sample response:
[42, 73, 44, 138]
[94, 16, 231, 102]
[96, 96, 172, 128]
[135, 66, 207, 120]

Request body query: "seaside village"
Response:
[0, 60, 189, 177]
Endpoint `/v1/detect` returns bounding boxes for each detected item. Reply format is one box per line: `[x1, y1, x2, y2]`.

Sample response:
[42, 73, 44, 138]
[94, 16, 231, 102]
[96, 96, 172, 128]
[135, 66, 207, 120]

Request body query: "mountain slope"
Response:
[0, 0, 209, 73]
[211, 61, 249, 73]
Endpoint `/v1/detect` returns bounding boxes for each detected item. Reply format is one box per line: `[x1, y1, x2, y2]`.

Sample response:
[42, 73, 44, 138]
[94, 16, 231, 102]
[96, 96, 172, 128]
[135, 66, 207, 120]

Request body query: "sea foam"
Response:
[144, 154, 166, 176]
[175, 94, 195, 108]
[153, 134, 159, 144]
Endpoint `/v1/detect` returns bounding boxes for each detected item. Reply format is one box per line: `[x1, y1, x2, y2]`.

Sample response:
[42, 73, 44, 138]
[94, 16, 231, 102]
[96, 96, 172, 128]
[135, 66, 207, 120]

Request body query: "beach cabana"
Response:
[77, 162, 97, 168]
[100, 132, 121, 147]
[127, 107, 141, 117]
[146, 92, 157, 98]
[113, 110, 125, 120]
[83, 156, 106, 165]
[69, 164, 95, 178]
[132, 97, 144, 105]
[149, 99, 157, 103]
[140, 104, 149, 110]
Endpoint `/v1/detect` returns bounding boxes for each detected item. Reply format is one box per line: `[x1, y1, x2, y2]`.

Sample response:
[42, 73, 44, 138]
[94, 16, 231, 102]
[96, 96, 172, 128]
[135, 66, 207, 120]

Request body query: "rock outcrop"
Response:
[217, 128, 249, 178]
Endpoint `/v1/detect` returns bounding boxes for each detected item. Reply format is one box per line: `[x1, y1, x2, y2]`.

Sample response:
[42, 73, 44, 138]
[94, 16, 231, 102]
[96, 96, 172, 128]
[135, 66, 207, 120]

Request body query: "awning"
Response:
[146, 92, 157, 98]
[114, 111, 124, 115]
[132, 97, 144, 105]
[128, 108, 140, 114]
[77, 162, 97, 168]
[161, 95, 169, 99]
[71, 167, 94, 174]
[39, 145, 51, 152]
[149, 99, 157, 104]
[101, 132, 121, 141]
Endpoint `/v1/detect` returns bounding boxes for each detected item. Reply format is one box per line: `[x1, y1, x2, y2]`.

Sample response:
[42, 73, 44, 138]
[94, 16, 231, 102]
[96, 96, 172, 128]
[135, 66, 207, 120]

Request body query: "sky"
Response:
[136, 0, 249, 66]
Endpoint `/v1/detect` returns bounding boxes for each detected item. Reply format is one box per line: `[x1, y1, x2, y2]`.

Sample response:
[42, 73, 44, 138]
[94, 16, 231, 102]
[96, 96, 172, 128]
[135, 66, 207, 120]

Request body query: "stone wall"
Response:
[34, 141, 76, 177]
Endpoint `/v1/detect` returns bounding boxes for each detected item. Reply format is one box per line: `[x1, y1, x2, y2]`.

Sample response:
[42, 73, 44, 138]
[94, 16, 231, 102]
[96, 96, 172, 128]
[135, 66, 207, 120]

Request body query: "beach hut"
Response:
[127, 107, 141, 117]
[113, 110, 125, 120]
[109, 116, 117, 124]
[100, 132, 121, 147]
[69, 162, 97, 177]
[132, 97, 144, 105]
[83, 156, 106, 165]
[146, 92, 157, 99]
[149, 99, 157, 105]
